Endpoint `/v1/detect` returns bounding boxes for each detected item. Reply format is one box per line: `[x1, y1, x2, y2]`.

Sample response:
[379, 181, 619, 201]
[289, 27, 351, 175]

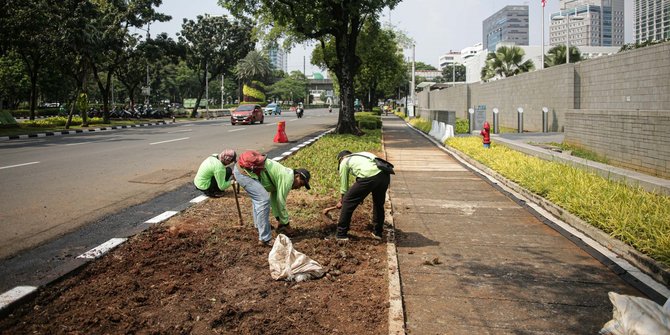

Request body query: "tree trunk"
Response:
[333, 28, 362, 135]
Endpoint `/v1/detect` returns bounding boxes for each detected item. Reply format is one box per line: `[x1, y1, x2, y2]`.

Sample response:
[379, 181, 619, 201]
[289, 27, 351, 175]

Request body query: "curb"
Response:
[404, 121, 670, 303]
[0, 128, 334, 316]
[0, 121, 168, 141]
[380, 127, 406, 335]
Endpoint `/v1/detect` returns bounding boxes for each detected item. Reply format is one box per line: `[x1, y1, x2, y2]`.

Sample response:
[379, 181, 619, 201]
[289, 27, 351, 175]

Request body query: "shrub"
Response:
[0, 110, 18, 128]
[355, 112, 381, 129]
[408, 117, 431, 133]
[455, 118, 469, 134]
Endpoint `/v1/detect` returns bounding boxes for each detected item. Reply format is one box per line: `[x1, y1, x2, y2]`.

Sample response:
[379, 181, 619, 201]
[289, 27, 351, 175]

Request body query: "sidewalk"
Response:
[383, 117, 645, 334]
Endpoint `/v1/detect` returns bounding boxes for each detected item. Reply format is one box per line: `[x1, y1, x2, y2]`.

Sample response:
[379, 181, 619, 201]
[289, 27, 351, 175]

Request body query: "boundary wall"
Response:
[415, 42, 670, 178]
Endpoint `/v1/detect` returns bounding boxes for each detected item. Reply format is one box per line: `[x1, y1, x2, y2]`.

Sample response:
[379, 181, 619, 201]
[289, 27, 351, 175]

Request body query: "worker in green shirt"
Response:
[233, 150, 312, 247]
[335, 150, 391, 241]
[194, 149, 236, 197]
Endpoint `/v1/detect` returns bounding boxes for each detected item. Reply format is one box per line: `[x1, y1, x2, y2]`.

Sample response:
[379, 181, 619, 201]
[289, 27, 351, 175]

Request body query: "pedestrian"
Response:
[233, 150, 312, 247]
[193, 149, 237, 197]
[334, 150, 391, 241]
[480, 121, 491, 148]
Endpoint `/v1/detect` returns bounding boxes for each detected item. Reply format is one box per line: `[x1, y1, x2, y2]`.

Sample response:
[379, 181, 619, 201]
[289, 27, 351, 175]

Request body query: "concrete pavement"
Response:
[383, 116, 646, 334]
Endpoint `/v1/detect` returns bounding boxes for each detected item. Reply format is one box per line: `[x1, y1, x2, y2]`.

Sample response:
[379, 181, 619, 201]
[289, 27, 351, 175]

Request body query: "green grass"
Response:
[544, 142, 609, 164]
[446, 136, 670, 267]
[282, 130, 382, 197]
[408, 117, 431, 133]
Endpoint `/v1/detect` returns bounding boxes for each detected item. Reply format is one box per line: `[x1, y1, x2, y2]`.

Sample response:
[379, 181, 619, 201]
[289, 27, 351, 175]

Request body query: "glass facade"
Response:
[482, 5, 529, 51]
[550, 0, 624, 46]
[635, 0, 670, 42]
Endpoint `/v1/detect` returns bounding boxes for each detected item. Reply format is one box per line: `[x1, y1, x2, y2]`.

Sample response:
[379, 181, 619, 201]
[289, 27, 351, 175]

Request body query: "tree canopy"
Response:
[481, 45, 535, 81]
[219, 0, 402, 135]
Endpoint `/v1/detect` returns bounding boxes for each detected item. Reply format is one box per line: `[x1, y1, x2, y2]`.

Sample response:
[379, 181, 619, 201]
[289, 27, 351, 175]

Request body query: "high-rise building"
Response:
[482, 5, 529, 51]
[266, 47, 287, 73]
[635, 0, 670, 42]
[550, 0, 625, 46]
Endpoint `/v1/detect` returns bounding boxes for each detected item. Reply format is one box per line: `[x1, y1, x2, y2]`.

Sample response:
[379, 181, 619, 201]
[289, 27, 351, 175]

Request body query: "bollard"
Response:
[492, 108, 500, 134]
[542, 107, 549, 133]
[517, 107, 524, 133]
[468, 108, 474, 134]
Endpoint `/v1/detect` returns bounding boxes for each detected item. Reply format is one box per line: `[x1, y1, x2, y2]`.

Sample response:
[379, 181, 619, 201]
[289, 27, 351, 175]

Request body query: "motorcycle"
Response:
[296, 107, 304, 118]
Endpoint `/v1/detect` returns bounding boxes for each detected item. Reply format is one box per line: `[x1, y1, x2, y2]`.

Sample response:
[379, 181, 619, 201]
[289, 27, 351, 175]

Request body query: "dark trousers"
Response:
[337, 172, 390, 237]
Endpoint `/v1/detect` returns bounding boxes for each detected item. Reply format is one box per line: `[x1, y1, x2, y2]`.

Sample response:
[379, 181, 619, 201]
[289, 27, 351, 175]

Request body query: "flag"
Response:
[541, 0, 546, 7]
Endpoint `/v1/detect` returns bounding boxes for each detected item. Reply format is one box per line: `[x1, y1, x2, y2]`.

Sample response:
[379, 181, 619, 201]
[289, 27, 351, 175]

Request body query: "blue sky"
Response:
[150, 0, 635, 73]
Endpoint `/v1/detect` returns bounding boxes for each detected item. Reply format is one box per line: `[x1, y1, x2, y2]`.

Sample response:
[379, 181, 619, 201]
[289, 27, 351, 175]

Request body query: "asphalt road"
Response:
[0, 109, 337, 261]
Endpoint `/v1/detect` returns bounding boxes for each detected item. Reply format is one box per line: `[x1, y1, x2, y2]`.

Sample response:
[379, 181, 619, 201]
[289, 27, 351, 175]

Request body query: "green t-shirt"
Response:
[240, 159, 294, 225]
[338, 152, 381, 195]
[194, 155, 231, 191]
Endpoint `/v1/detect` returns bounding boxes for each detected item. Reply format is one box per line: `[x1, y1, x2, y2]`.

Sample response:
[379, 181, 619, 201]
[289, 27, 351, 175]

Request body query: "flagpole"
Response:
[541, 0, 545, 69]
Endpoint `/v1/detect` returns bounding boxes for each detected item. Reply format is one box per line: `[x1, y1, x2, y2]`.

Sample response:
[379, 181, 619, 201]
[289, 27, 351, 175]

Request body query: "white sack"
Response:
[268, 234, 325, 282]
[599, 291, 670, 335]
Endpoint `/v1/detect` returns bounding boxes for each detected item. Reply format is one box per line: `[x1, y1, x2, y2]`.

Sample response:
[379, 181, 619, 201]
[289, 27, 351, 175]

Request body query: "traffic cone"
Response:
[274, 121, 288, 143]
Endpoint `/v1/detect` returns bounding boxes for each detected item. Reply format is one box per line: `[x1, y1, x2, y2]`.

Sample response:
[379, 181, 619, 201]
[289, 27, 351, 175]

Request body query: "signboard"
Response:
[474, 104, 486, 131]
[141, 86, 150, 96]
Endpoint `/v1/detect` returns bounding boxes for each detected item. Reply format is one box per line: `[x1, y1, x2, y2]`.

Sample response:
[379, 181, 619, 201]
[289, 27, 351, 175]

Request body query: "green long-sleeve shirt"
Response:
[194, 155, 232, 191]
[253, 159, 294, 225]
[338, 152, 381, 195]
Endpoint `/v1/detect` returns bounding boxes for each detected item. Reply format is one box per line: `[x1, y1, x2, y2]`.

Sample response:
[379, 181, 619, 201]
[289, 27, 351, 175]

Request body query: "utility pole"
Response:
[221, 74, 224, 109]
[410, 43, 415, 117]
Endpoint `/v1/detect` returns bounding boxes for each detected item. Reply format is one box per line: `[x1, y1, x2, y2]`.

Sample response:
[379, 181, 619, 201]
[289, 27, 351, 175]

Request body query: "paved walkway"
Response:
[383, 117, 643, 334]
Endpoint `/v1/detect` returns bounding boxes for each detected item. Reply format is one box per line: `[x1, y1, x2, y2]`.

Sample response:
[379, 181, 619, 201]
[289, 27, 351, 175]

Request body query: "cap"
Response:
[337, 150, 352, 162]
[294, 168, 311, 190]
[219, 149, 237, 165]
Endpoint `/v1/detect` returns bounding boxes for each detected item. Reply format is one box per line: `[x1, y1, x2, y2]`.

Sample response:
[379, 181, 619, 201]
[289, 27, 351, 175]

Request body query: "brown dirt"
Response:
[0, 191, 389, 335]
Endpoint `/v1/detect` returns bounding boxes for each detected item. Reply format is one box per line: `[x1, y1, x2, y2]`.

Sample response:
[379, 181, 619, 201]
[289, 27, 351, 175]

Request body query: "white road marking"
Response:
[190, 195, 209, 203]
[145, 211, 178, 223]
[0, 161, 40, 170]
[0, 286, 37, 311]
[167, 129, 192, 134]
[149, 137, 189, 145]
[228, 128, 245, 132]
[77, 238, 128, 259]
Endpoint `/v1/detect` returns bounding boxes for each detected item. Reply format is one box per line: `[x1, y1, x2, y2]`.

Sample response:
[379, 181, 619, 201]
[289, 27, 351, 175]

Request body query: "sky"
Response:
[150, 0, 635, 73]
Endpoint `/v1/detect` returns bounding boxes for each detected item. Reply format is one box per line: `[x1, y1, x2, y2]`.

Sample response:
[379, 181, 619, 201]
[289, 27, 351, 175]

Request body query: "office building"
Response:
[550, 0, 625, 46]
[482, 5, 529, 51]
[266, 47, 287, 73]
[635, 0, 670, 42]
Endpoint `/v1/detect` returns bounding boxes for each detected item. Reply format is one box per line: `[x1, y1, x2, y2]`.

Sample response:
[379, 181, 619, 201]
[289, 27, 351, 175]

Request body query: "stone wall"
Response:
[413, 42, 670, 178]
[565, 110, 670, 179]
[576, 43, 670, 111]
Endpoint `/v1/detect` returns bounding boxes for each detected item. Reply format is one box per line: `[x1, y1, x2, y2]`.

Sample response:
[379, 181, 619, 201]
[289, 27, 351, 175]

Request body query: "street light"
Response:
[552, 9, 583, 64]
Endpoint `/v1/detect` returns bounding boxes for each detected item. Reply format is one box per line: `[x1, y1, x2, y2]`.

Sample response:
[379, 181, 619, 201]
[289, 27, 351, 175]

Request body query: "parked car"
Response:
[264, 103, 281, 115]
[231, 104, 264, 125]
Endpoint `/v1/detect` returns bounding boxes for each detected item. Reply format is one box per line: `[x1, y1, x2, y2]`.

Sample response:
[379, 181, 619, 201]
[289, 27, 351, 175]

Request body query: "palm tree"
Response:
[235, 50, 271, 102]
[480, 45, 535, 81]
[544, 45, 583, 67]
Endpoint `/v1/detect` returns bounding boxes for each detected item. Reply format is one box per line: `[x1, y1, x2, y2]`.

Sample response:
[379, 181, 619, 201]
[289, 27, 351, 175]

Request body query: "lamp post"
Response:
[552, 9, 583, 64]
[205, 61, 209, 118]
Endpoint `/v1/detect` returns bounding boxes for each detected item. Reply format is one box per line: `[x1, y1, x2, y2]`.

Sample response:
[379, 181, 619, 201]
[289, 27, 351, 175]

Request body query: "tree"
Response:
[480, 45, 535, 81]
[86, 0, 170, 123]
[235, 50, 271, 102]
[414, 61, 437, 71]
[220, 0, 402, 135]
[0, 52, 30, 108]
[2, 0, 59, 120]
[544, 44, 583, 67]
[178, 15, 254, 117]
[267, 71, 307, 103]
[441, 64, 466, 83]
